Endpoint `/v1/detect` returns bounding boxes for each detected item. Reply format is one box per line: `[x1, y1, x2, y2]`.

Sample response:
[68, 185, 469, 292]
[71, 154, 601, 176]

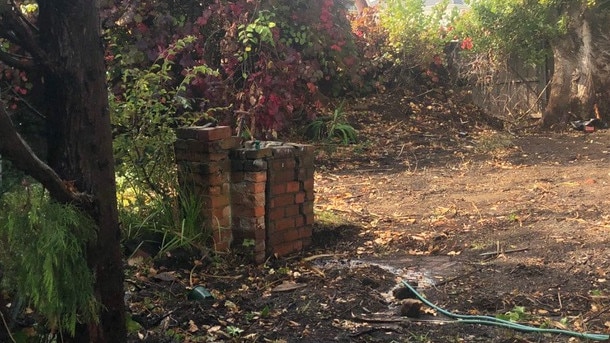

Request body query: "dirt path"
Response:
[310, 96, 610, 342]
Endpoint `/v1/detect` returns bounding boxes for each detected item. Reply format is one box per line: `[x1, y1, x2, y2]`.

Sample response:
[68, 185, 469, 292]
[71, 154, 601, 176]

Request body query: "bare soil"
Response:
[126, 90, 610, 342]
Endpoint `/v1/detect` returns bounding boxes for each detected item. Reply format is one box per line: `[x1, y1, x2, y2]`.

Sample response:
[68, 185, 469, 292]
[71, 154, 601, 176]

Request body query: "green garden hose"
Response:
[400, 280, 610, 341]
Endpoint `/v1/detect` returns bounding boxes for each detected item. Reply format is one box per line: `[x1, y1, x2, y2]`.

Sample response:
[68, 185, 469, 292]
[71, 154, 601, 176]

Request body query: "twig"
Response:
[397, 144, 406, 158]
[0, 310, 16, 343]
[583, 305, 610, 324]
[479, 247, 528, 257]
[434, 267, 482, 287]
[197, 273, 242, 280]
[351, 311, 403, 323]
[350, 324, 405, 337]
[470, 201, 482, 221]
[302, 254, 344, 262]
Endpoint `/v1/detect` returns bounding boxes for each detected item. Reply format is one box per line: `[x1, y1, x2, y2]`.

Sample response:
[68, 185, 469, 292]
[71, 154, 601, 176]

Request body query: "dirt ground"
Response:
[125, 90, 610, 342]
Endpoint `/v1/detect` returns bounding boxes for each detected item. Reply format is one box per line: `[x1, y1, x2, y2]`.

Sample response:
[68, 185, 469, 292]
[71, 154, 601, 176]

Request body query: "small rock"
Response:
[393, 286, 417, 300]
[400, 298, 423, 318]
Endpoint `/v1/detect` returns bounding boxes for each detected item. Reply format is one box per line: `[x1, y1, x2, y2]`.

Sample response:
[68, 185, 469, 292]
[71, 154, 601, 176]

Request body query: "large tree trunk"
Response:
[37, 1, 126, 342]
[543, 4, 610, 128]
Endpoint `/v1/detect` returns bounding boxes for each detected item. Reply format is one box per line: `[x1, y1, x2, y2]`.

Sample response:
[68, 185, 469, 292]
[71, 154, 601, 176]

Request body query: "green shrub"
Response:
[0, 183, 98, 336]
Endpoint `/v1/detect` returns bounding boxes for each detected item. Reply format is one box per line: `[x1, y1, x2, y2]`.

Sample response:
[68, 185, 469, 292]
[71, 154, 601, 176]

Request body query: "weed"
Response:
[306, 102, 357, 145]
[497, 306, 529, 322]
[315, 209, 346, 226]
[226, 325, 244, 337]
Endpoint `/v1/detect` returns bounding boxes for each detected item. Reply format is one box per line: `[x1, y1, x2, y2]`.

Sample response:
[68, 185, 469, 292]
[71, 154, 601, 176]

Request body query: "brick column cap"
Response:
[176, 126, 232, 141]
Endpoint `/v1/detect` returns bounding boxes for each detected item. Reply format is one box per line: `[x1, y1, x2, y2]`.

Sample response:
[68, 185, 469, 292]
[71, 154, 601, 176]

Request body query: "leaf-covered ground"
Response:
[126, 89, 610, 342]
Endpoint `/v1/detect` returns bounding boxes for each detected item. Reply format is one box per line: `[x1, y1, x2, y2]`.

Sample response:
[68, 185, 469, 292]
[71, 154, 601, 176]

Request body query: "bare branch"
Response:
[0, 104, 93, 206]
[9, 0, 39, 34]
[0, 7, 51, 72]
[0, 48, 34, 70]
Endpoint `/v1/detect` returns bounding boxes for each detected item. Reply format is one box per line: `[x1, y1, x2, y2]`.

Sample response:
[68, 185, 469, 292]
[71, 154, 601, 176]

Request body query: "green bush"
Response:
[111, 37, 217, 257]
[0, 183, 98, 336]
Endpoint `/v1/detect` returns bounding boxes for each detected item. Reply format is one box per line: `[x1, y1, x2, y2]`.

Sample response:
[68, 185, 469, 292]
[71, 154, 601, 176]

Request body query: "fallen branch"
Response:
[350, 324, 404, 337]
[479, 247, 529, 257]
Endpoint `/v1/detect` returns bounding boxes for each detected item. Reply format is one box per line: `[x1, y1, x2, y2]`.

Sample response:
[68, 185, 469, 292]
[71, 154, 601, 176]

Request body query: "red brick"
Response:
[294, 215, 304, 228]
[267, 231, 284, 246]
[198, 126, 233, 141]
[302, 179, 314, 192]
[300, 226, 313, 238]
[254, 239, 265, 252]
[206, 173, 229, 186]
[271, 183, 286, 195]
[272, 242, 296, 257]
[284, 204, 300, 217]
[212, 206, 231, 221]
[300, 202, 314, 215]
[276, 217, 295, 231]
[209, 185, 222, 195]
[286, 181, 300, 193]
[285, 228, 305, 242]
[245, 182, 266, 194]
[306, 190, 314, 201]
[212, 227, 233, 252]
[233, 205, 265, 217]
[271, 146, 295, 158]
[231, 181, 265, 195]
[271, 194, 294, 207]
[201, 194, 230, 209]
[244, 149, 272, 159]
[244, 172, 267, 183]
[231, 172, 245, 183]
[268, 207, 285, 220]
[232, 193, 265, 208]
[295, 192, 305, 204]
[301, 236, 312, 248]
[254, 251, 266, 264]
[304, 213, 315, 225]
[271, 159, 295, 170]
[219, 136, 241, 149]
[280, 170, 296, 182]
[214, 216, 231, 228]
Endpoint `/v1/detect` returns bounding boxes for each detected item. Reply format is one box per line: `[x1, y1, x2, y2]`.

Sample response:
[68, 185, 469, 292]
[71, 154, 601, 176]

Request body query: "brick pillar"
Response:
[293, 144, 315, 248]
[265, 143, 315, 257]
[174, 126, 239, 252]
[230, 147, 271, 263]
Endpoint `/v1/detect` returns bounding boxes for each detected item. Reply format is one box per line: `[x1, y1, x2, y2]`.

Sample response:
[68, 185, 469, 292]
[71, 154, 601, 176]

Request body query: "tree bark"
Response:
[36, 1, 126, 342]
[543, 4, 610, 128]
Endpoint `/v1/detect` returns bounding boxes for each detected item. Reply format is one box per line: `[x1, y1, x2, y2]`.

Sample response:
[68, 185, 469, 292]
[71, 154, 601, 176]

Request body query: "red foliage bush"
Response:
[105, 0, 360, 137]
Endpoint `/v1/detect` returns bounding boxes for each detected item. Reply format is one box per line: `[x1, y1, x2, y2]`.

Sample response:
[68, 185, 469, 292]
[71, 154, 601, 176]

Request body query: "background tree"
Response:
[0, 1, 126, 342]
[460, 0, 610, 127]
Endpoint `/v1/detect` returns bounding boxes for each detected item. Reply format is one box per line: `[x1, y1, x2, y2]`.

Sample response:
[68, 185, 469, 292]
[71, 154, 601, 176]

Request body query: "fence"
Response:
[460, 53, 550, 119]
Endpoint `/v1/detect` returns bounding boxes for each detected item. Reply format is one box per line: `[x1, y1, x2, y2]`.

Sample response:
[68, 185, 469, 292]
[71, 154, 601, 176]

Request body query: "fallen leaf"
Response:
[153, 272, 176, 282]
[188, 320, 199, 333]
[271, 281, 307, 292]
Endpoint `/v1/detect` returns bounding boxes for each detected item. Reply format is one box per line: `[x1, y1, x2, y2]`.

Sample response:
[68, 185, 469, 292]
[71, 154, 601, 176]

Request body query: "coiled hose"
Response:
[401, 280, 610, 341]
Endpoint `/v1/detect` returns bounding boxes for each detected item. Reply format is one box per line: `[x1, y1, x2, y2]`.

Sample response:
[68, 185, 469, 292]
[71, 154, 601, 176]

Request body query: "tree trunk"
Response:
[37, 1, 126, 342]
[354, 0, 369, 15]
[543, 4, 610, 128]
